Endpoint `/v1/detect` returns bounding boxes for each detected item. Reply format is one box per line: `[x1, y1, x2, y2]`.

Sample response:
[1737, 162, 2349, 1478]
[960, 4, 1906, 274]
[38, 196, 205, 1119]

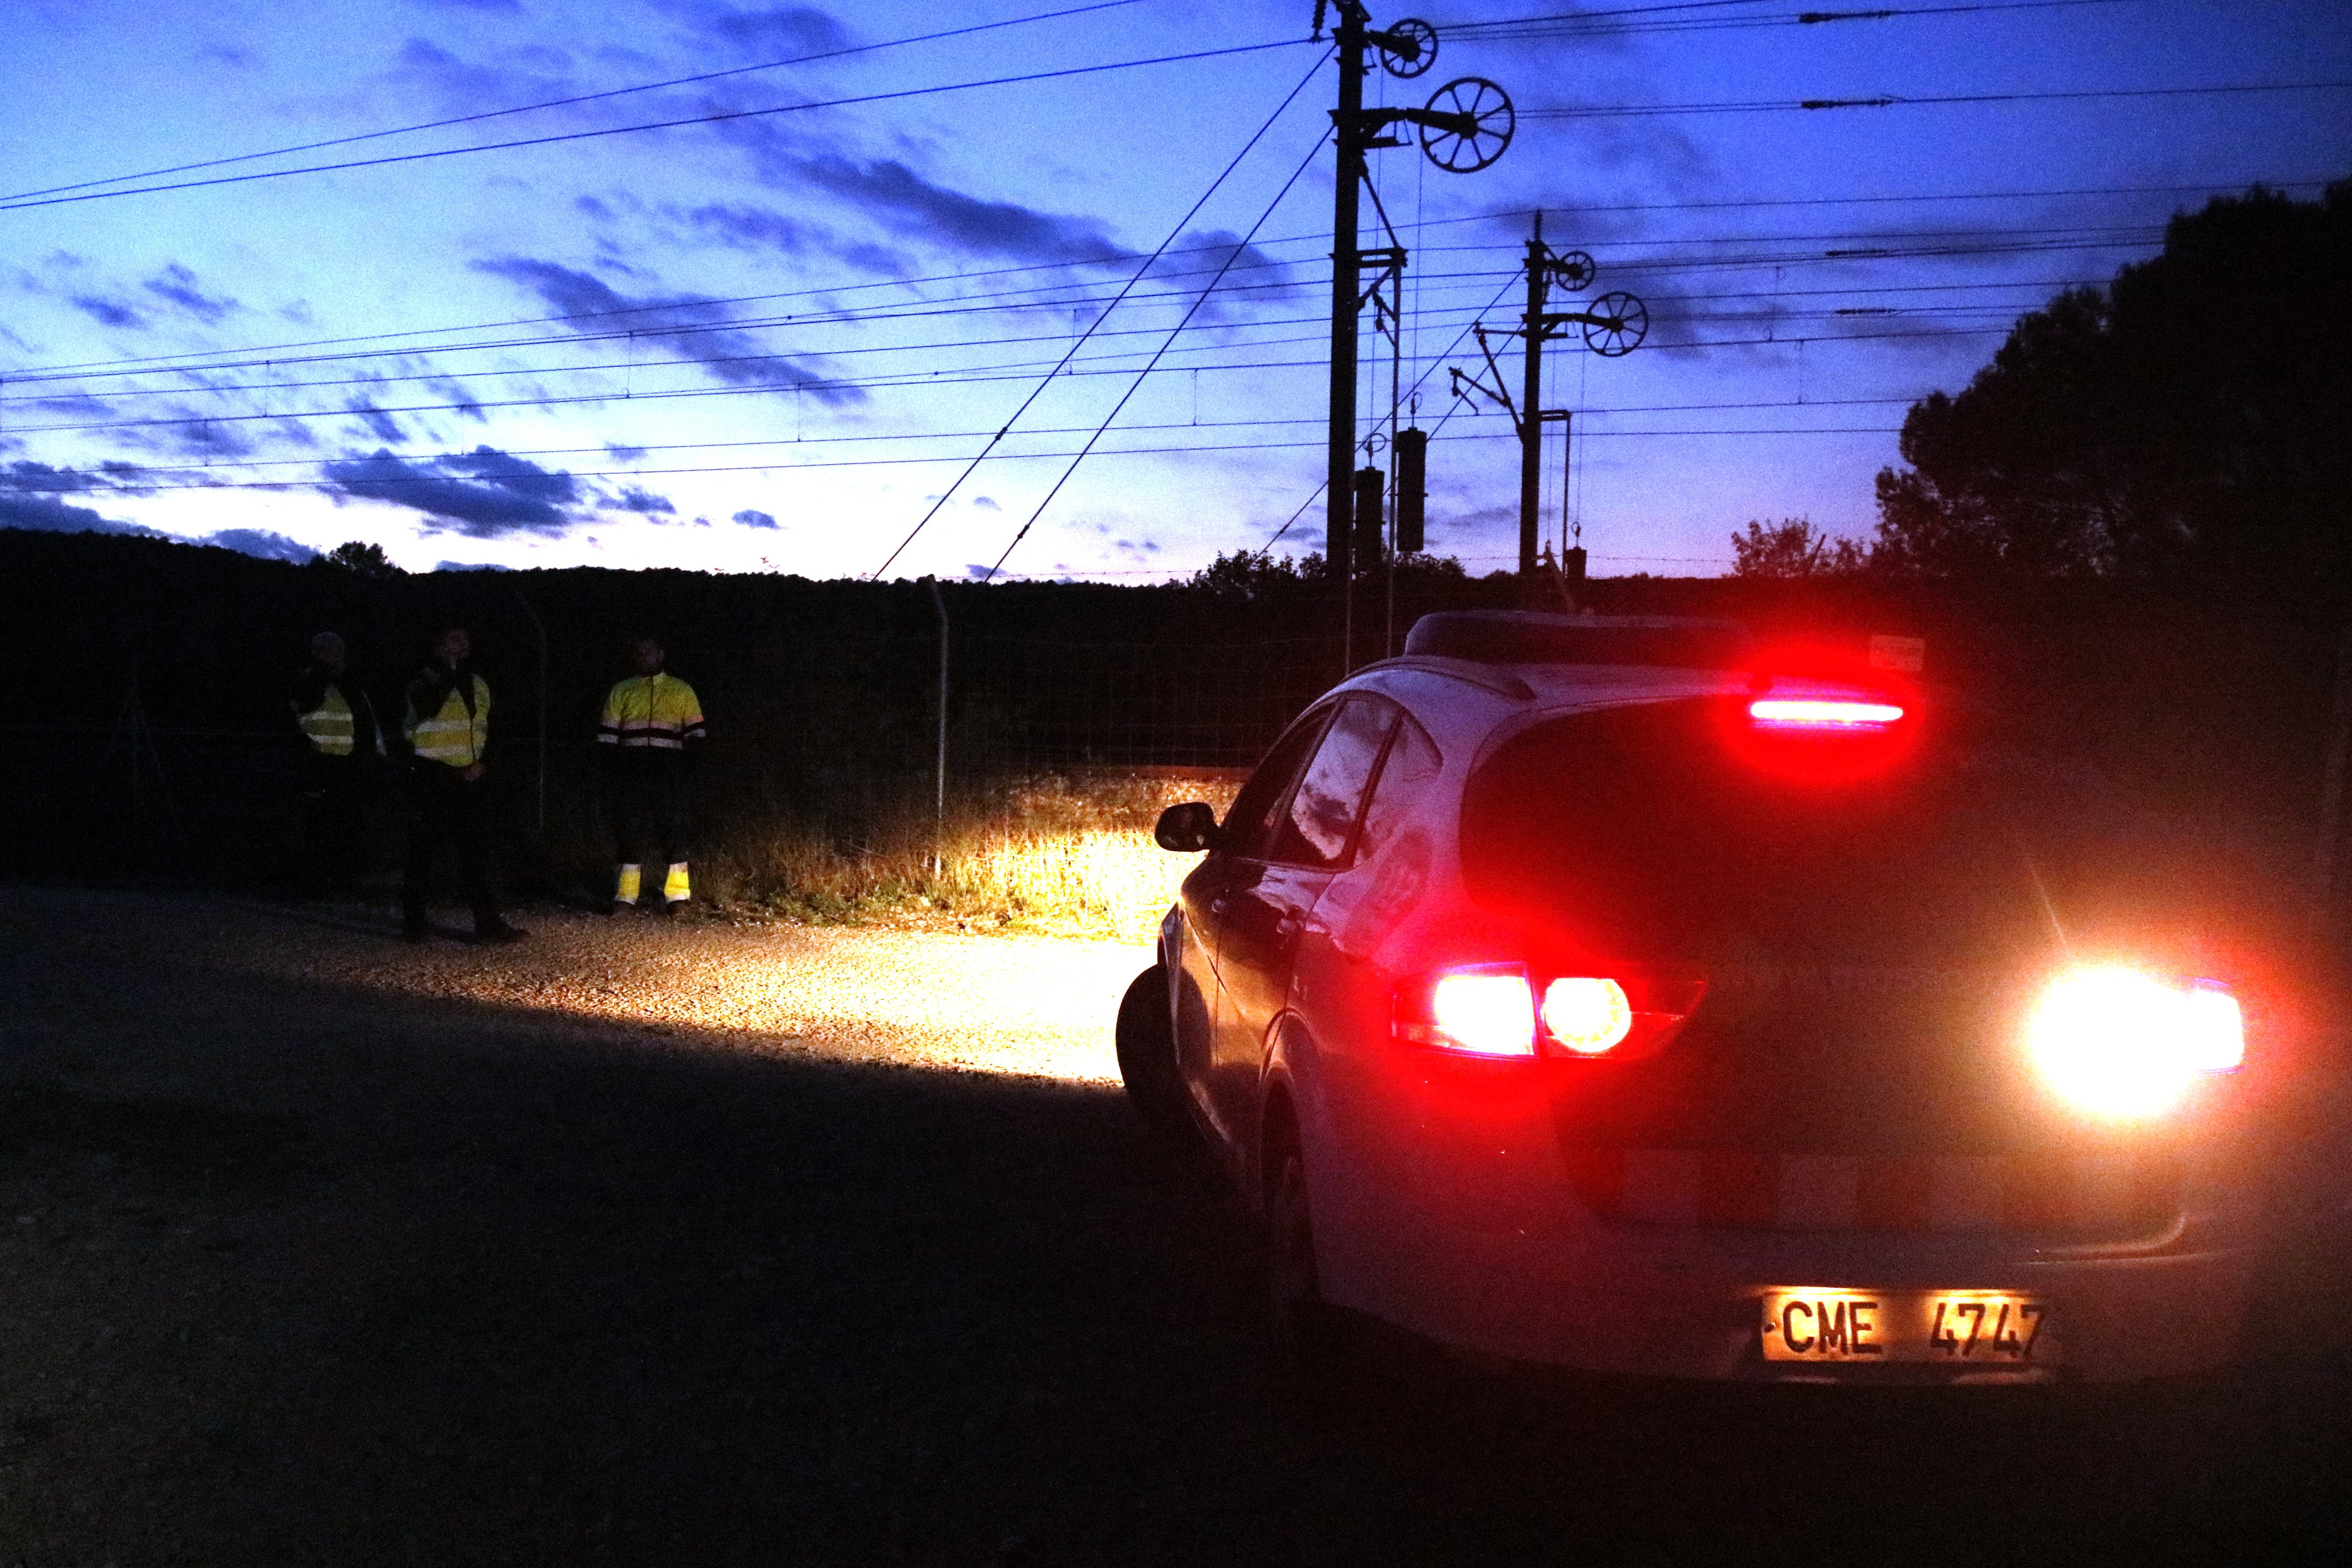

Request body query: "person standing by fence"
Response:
[400, 624, 523, 944]
[289, 630, 384, 896]
[599, 634, 705, 917]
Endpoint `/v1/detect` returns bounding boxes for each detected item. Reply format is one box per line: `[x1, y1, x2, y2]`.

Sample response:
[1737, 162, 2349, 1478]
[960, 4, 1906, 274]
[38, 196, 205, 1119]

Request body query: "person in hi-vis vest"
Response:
[598, 634, 706, 916]
[400, 624, 524, 944]
[289, 630, 384, 896]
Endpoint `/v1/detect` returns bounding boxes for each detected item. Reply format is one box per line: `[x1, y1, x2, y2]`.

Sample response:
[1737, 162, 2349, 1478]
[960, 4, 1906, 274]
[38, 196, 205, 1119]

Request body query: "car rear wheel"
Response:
[1115, 965, 1191, 1145]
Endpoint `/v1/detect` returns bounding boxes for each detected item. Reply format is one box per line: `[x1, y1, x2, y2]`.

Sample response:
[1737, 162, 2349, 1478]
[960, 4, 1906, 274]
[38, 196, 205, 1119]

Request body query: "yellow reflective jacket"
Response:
[404, 667, 491, 767]
[291, 671, 385, 758]
[597, 673, 706, 754]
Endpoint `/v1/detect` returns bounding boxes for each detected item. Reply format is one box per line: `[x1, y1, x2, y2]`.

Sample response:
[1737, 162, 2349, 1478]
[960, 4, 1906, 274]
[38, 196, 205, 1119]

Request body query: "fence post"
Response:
[927, 578, 949, 877]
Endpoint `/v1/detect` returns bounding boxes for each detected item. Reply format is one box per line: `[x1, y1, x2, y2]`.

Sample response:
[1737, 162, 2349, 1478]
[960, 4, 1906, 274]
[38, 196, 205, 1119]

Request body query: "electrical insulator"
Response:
[1353, 466, 1386, 567]
[1394, 428, 1427, 554]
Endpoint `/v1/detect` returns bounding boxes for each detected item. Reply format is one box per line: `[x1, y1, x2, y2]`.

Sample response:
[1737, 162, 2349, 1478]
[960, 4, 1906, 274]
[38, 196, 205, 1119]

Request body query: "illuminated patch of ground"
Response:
[85, 891, 1152, 1084]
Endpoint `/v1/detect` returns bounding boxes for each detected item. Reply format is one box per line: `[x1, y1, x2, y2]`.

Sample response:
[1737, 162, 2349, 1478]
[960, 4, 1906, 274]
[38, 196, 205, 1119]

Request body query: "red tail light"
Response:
[1747, 698, 1904, 728]
[1396, 965, 1706, 1059]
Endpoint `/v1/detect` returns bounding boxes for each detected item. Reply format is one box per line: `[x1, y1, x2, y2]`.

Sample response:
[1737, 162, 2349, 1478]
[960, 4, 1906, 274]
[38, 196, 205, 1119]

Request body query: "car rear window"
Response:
[1460, 698, 2161, 963]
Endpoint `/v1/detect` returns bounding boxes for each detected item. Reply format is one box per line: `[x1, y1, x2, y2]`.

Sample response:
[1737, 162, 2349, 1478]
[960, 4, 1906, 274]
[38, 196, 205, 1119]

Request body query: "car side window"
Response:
[1267, 698, 1398, 868]
[1355, 710, 1442, 862]
[1221, 708, 1335, 861]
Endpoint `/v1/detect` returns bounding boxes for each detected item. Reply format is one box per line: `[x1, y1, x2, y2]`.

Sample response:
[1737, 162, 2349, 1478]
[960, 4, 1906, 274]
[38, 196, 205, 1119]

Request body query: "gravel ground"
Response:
[2, 887, 2350, 1566]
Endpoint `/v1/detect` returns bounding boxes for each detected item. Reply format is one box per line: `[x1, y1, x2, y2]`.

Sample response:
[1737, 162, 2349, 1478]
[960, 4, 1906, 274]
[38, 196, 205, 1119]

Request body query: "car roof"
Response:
[1402, 609, 1752, 671]
[1341, 612, 1905, 754]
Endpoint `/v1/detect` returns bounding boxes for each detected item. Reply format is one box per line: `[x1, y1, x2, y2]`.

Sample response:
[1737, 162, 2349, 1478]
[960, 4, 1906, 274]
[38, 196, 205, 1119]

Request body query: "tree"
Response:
[1730, 517, 1865, 578]
[319, 540, 402, 579]
[1870, 179, 2351, 599]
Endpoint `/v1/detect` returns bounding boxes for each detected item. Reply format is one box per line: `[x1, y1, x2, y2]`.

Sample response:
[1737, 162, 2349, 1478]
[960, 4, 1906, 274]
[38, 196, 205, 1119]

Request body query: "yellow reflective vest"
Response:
[404, 669, 491, 767]
[292, 673, 384, 758]
[598, 673, 705, 753]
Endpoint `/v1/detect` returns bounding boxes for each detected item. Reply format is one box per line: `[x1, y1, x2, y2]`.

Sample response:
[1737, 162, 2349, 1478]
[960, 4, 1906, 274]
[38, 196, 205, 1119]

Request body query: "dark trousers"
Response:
[609, 758, 692, 868]
[403, 763, 499, 928]
[298, 751, 369, 895]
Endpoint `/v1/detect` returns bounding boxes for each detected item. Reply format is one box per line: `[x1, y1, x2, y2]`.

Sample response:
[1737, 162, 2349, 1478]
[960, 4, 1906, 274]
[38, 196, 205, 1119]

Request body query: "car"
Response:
[1116, 609, 2278, 1384]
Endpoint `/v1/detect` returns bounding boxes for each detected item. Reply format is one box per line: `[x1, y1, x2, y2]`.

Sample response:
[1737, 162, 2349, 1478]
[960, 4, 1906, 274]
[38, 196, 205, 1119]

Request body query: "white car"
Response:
[1118, 611, 2269, 1384]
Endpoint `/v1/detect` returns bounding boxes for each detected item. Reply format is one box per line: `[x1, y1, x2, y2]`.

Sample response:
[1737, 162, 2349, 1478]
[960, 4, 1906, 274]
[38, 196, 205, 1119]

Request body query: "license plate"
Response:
[1760, 1289, 2055, 1364]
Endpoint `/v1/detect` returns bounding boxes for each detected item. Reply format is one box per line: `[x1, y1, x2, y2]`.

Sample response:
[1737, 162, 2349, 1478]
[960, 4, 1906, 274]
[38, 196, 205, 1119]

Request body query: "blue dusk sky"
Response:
[2, 0, 2345, 579]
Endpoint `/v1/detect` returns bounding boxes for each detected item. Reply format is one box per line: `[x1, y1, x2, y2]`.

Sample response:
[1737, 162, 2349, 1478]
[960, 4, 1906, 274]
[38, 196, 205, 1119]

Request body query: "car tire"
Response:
[1267, 1138, 1343, 1400]
[1115, 965, 1191, 1145]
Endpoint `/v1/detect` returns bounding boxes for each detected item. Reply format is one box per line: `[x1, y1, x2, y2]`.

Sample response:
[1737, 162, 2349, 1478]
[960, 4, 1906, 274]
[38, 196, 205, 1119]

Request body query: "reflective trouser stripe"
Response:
[663, 863, 690, 902]
[615, 864, 641, 905]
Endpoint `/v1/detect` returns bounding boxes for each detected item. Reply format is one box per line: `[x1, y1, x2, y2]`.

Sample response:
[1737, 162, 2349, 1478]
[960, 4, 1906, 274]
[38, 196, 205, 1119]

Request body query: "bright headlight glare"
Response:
[1429, 971, 1537, 1057]
[1542, 977, 1634, 1054]
[2026, 967, 2244, 1118]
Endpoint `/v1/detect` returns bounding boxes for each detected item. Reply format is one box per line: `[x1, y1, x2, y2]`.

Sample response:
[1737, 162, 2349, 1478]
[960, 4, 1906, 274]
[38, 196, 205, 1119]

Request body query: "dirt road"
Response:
[2, 889, 2348, 1565]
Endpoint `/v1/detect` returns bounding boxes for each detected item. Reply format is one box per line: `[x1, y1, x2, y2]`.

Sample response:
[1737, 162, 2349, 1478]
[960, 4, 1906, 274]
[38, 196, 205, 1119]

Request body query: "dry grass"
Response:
[701, 771, 1245, 941]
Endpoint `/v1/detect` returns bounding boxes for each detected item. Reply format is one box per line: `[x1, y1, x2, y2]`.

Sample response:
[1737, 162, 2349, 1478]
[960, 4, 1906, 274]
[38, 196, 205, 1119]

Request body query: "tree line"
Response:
[1734, 178, 2350, 606]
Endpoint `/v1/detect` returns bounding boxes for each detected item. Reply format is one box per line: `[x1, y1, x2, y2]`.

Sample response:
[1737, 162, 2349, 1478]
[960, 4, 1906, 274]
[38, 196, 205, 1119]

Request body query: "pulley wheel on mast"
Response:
[1548, 249, 1597, 290]
[1418, 77, 1513, 173]
[1380, 18, 1438, 78]
[1582, 291, 1648, 356]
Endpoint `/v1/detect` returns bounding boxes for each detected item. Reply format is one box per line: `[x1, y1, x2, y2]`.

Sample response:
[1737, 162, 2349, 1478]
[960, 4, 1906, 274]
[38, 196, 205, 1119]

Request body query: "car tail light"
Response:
[1403, 967, 1537, 1057]
[1397, 966, 1704, 1059]
[2024, 966, 2244, 1119]
[1747, 698, 1904, 728]
[1541, 978, 1632, 1054]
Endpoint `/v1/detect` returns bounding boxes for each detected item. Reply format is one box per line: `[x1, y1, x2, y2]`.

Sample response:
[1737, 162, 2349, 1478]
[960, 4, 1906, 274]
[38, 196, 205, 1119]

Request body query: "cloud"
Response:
[680, 202, 823, 257]
[785, 154, 1123, 267]
[200, 527, 317, 563]
[732, 508, 777, 529]
[142, 263, 241, 324]
[970, 496, 1000, 511]
[607, 485, 674, 515]
[705, 6, 849, 55]
[606, 441, 649, 461]
[322, 445, 579, 536]
[347, 398, 409, 443]
[0, 461, 153, 536]
[472, 256, 863, 403]
[70, 293, 145, 329]
[657, 2, 850, 56]
[434, 559, 514, 571]
[415, 376, 487, 421]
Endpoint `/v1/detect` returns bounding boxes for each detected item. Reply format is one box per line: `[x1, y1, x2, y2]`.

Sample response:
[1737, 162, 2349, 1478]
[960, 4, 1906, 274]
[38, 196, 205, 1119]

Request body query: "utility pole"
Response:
[1518, 215, 1547, 577]
[1325, 3, 1368, 580]
[1314, 3, 1512, 669]
[1450, 222, 1648, 576]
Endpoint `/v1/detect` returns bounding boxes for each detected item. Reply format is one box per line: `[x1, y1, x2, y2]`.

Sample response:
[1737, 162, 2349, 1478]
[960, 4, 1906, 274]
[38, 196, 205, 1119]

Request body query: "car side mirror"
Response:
[1154, 801, 1222, 853]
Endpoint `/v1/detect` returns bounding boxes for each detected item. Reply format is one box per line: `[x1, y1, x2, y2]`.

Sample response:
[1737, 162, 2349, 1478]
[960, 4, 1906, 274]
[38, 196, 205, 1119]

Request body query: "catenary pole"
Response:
[1328, 7, 1365, 665]
[1518, 212, 1545, 576]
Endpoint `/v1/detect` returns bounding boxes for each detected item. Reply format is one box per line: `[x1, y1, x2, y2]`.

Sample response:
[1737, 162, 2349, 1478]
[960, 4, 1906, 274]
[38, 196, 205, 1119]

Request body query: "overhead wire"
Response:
[9, 177, 2316, 384]
[978, 129, 1333, 580]
[0, 37, 1316, 213]
[0, 0, 1156, 204]
[6, 215, 2175, 406]
[868, 47, 1332, 578]
[1523, 79, 2352, 119]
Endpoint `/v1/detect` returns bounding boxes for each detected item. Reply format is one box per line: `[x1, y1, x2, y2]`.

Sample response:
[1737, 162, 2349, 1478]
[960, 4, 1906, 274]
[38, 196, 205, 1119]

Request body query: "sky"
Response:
[1, 0, 2346, 580]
